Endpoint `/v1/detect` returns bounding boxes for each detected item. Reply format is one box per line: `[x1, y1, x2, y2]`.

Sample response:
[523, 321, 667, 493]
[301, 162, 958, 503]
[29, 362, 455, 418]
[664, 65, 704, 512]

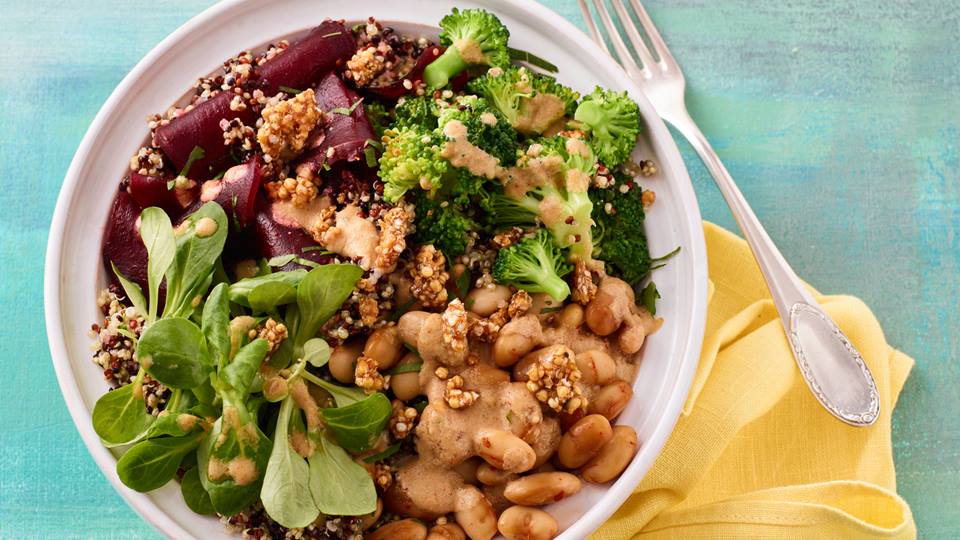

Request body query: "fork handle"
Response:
[668, 108, 880, 426]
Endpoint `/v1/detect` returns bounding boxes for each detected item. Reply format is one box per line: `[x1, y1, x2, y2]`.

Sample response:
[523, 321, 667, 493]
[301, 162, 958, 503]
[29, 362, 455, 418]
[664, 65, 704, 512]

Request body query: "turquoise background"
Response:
[1, 0, 957, 537]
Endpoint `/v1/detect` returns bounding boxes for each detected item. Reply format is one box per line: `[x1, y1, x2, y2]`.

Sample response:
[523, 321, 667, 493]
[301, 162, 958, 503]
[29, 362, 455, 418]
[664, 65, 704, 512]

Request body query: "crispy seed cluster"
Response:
[354, 355, 386, 393]
[374, 462, 394, 491]
[128, 146, 165, 176]
[374, 206, 413, 274]
[265, 170, 318, 207]
[346, 46, 386, 86]
[257, 318, 288, 353]
[492, 226, 524, 248]
[358, 297, 380, 326]
[444, 375, 479, 409]
[642, 189, 656, 208]
[308, 206, 337, 244]
[409, 245, 450, 308]
[571, 261, 598, 305]
[525, 348, 587, 413]
[257, 88, 320, 162]
[389, 400, 419, 440]
[441, 299, 468, 354]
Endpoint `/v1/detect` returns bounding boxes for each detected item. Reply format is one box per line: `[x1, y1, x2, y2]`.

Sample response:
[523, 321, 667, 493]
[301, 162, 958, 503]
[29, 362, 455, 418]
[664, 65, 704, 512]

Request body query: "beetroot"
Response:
[128, 172, 198, 217]
[255, 21, 356, 96]
[102, 191, 150, 292]
[190, 157, 263, 228]
[296, 72, 376, 173]
[153, 92, 255, 181]
[365, 46, 443, 99]
[252, 201, 331, 271]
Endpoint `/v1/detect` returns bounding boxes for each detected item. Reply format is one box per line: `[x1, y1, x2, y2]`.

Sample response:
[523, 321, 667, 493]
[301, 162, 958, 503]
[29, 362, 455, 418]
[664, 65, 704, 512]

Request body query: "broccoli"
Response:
[437, 95, 519, 166]
[378, 127, 448, 202]
[393, 96, 440, 131]
[488, 135, 597, 263]
[467, 66, 580, 135]
[424, 8, 511, 89]
[363, 100, 392, 138]
[492, 229, 572, 301]
[573, 87, 641, 167]
[410, 189, 480, 259]
[590, 171, 652, 285]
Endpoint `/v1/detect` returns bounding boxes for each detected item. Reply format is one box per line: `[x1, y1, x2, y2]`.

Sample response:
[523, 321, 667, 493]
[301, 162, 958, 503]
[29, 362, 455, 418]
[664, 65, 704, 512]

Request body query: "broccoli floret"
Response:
[492, 229, 572, 301]
[590, 172, 651, 285]
[573, 87, 640, 167]
[410, 190, 479, 258]
[424, 8, 511, 89]
[363, 100, 392, 138]
[393, 96, 440, 131]
[467, 66, 580, 135]
[437, 95, 519, 166]
[489, 135, 597, 263]
[378, 127, 448, 202]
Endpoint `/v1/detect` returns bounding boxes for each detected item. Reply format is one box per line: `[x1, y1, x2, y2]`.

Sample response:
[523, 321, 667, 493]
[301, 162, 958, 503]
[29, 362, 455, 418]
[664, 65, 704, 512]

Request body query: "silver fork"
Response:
[580, 0, 880, 426]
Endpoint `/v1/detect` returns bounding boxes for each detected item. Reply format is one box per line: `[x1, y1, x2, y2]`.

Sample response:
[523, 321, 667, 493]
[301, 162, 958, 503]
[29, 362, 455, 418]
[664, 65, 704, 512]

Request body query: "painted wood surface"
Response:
[0, 0, 956, 537]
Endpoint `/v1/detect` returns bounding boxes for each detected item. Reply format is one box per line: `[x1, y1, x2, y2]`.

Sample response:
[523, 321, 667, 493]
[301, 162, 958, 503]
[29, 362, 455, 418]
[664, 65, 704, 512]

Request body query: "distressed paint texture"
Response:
[0, 0, 956, 538]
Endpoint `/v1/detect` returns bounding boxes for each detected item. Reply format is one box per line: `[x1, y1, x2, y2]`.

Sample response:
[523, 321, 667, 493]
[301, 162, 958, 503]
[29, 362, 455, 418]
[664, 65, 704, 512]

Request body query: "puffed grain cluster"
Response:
[257, 88, 320, 162]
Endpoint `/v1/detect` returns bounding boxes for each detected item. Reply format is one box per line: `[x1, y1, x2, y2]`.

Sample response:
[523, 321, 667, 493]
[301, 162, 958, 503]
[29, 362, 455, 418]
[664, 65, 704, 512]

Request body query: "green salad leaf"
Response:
[261, 393, 319, 528]
[308, 434, 377, 516]
[320, 393, 392, 453]
[137, 317, 210, 389]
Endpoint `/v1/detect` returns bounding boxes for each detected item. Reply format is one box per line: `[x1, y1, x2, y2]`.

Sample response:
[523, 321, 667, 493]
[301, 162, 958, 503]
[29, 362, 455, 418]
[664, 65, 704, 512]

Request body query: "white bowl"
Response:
[44, 0, 708, 538]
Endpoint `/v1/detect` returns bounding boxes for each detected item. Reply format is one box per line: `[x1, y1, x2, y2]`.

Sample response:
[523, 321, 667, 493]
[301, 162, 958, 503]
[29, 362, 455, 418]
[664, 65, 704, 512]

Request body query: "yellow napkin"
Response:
[593, 222, 916, 539]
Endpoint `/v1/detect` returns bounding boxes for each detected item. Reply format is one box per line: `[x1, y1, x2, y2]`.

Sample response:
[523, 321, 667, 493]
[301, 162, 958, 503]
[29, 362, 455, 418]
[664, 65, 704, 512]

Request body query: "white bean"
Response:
[588, 380, 633, 421]
[366, 518, 427, 540]
[497, 506, 558, 540]
[580, 425, 639, 483]
[329, 340, 364, 384]
[474, 429, 537, 473]
[466, 285, 512, 317]
[454, 485, 498, 540]
[557, 414, 613, 469]
[503, 472, 581, 506]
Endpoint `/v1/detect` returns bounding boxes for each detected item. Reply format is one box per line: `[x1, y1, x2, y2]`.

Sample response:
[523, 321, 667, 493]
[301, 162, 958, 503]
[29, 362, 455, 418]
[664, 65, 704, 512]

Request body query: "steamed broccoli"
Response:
[590, 172, 651, 285]
[437, 95, 519, 166]
[492, 229, 572, 301]
[467, 66, 580, 135]
[424, 8, 511, 89]
[378, 127, 448, 202]
[410, 189, 480, 258]
[393, 96, 440, 131]
[488, 135, 597, 263]
[363, 100, 392, 138]
[573, 87, 641, 167]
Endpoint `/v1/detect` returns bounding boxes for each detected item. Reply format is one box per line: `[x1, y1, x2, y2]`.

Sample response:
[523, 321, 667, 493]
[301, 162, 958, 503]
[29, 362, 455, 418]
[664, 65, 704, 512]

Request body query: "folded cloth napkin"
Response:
[592, 222, 916, 539]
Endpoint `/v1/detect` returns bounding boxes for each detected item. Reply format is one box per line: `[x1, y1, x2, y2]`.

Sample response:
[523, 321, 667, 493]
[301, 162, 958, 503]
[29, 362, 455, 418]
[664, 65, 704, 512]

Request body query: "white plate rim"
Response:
[43, 1, 709, 538]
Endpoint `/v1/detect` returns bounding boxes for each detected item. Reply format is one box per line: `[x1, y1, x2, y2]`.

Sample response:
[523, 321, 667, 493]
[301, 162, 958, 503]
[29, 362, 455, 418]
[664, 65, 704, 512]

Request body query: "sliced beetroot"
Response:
[365, 45, 443, 100]
[252, 201, 332, 271]
[190, 157, 263, 228]
[255, 21, 356, 96]
[128, 172, 198, 218]
[296, 72, 376, 173]
[153, 92, 255, 181]
[102, 191, 150, 292]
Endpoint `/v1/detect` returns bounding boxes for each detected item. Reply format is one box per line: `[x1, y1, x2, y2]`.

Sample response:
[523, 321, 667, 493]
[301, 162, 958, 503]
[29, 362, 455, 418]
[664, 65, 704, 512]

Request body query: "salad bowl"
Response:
[44, 0, 709, 538]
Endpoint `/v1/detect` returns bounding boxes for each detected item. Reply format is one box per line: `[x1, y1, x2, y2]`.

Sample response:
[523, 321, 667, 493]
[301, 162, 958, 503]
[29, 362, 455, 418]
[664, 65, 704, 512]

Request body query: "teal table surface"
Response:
[1, 0, 957, 538]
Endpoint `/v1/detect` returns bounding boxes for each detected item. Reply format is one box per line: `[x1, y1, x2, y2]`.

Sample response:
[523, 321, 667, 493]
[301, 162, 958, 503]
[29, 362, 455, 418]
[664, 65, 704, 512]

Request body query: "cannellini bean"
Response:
[358, 498, 383, 530]
[574, 349, 617, 386]
[588, 380, 633, 420]
[557, 303, 584, 328]
[363, 325, 404, 370]
[427, 522, 467, 540]
[474, 429, 537, 473]
[584, 291, 621, 336]
[557, 414, 613, 469]
[476, 462, 518, 486]
[391, 352, 422, 401]
[453, 458, 481, 485]
[398, 311, 430, 346]
[366, 518, 427, 540]
[454, 486, 498, 540]
[497, 506, 559, 540]
[530, 417, 561, 468]
[580, 425, 639, 483]
[493, 315, 544, 368]
[467, 285, 512, 317]
[329, 340, 364, 384]
[503, 472, 581, 506]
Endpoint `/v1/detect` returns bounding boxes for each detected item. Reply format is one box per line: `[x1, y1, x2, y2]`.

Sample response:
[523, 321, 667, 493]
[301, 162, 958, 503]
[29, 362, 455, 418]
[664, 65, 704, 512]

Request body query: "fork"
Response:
[579, 0, 880, 426]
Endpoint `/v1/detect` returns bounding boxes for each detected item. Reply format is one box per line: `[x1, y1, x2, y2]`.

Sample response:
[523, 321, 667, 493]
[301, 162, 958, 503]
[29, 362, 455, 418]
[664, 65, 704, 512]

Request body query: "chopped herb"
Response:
[278, 85, 302, 95]
[212, 169, 227, 181]
[364, 146, 378, 167]
[116, 327, 138, 341]
[321, 161, 331, 171]
[651, 246, 681, 264]
[539, 306, 563, 314]
[179, 146, 206, 178]
[266, 254, 321, 268]
[166, 179, 176, 190]
[640, 282, 660, 315]
[329, 98, 364, 116]
[507, 47, 559, 73]
[454, 269, 471, 300]
[363, 443, 401, 463]
[403, 343, 420, 356]
[506, 409, 514, 422]
[364, 138, 384, 151]
[321, 31, 343, 38]
[386, 362, 422, 375]
[301, 246, 333, 255]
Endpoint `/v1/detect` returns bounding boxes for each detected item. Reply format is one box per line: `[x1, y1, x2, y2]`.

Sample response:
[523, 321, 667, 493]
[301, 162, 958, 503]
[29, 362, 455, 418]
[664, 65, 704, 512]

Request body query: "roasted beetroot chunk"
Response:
[193, 158, 263, 228]
[128, 172, 198, 218]
[153, 92, 255, 181]
[102, 191, 149, 292]
[252, 202, 331, 271]
[255, 21, 356, 96]
[297, 72, 376, 173]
